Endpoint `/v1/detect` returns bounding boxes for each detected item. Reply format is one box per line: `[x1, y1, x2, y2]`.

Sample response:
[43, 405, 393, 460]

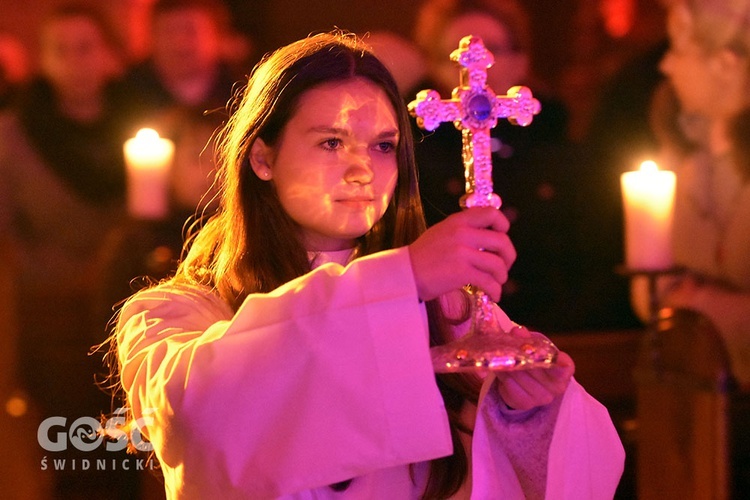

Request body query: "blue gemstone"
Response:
[469, 95, 491, 121]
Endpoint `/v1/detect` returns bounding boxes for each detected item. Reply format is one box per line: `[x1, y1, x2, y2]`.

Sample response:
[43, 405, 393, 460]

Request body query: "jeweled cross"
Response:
[408, 35, 541, 208]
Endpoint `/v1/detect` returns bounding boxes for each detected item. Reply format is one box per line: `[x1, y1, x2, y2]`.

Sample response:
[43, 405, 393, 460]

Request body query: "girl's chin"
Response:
[303, 231, 365, 252]
[302, 212, 385, 250]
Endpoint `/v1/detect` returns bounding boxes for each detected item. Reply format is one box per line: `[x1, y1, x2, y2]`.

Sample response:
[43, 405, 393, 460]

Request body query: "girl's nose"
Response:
[343, 152, 374, 185]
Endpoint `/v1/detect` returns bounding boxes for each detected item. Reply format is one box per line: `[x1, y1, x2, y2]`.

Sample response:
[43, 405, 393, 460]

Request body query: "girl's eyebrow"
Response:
[375, 129, 400, 139]
[307, 126, 349, 135]
[307, 126, 400, 139]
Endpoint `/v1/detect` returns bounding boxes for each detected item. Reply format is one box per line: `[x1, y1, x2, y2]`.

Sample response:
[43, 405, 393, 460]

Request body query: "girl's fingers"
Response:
[408, 207, 515, 302]
[463, 207, 511, 233]
[496, 351, 575, 410]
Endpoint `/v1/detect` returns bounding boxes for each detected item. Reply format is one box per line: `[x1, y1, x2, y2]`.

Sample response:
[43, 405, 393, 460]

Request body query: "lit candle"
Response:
[620, 160, 676, 270]
[123, 128, 174, 219]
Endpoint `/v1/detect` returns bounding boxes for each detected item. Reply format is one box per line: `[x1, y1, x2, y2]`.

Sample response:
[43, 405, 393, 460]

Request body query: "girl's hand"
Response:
[408, 208, 516, 302]
[494, 326, 575, 411]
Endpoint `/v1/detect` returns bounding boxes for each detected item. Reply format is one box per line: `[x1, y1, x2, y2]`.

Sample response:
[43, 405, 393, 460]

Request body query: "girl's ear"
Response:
[249, 138, 274, 180]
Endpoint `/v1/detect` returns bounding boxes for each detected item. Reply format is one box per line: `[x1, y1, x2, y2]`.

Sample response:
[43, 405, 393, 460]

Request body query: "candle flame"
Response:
[124, 127, 174, 219]
[621, 159, 676, 270]
[136, 128, 160, 140]
[639, 160, 659, 172]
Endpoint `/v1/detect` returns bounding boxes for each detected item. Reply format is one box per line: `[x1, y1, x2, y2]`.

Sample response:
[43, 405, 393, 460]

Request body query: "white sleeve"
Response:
[470, 376, 625, 500]
[544, 379, 625, 499]
[116, 247, 453, 498]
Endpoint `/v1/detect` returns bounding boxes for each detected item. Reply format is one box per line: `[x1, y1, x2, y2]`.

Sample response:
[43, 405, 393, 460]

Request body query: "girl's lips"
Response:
[337, 197, 372, 202]
[337, 197, 373, 202]
[335, 197, 375, 209]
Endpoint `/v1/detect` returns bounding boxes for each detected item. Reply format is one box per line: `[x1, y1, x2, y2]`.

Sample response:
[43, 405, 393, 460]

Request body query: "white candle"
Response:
[620, 160, 676, 270]
[124, 128, 174, 219]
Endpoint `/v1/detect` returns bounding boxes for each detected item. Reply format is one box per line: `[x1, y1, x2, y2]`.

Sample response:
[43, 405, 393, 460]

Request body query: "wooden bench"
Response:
[634, 308, 750, 499]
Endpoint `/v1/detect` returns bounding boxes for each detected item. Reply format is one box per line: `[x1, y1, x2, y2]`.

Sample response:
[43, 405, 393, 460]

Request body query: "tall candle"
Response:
[620, 160, 676, 270]
[124, 128, 174, 219]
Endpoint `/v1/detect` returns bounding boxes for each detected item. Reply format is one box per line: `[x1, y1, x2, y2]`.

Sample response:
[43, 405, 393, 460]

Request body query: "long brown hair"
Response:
[111, 31, 479, 499]
[176, 31, 426, 306]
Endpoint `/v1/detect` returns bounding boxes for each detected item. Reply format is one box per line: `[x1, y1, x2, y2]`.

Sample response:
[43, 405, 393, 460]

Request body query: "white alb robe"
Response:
[116, 247, 624, 499]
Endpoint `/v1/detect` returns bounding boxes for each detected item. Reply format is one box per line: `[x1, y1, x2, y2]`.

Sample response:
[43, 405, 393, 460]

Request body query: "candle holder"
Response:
[616, 265, 685, 367]
[616, 266, 684, 323]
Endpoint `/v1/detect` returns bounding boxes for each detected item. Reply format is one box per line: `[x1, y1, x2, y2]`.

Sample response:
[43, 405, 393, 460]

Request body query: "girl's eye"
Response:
[375, 141, 396, 154]
[321, 138, 343, 150]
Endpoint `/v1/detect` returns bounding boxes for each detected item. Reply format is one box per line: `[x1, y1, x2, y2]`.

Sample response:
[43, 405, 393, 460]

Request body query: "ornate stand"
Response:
[409, 36, 556, 373]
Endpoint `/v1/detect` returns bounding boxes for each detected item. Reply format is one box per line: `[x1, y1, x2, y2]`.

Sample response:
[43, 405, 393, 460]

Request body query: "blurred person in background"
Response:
[122, 0, 244, 211]
[98, 0, 251, 342]
[123, 0, 241, 117]
[631, 0, 750, 389]
[117, 0, 247, 248]
[0, 3, 140, 498]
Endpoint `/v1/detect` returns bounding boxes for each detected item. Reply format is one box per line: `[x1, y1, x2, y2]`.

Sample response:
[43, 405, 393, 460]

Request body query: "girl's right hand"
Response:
[408, 208, 516, 302]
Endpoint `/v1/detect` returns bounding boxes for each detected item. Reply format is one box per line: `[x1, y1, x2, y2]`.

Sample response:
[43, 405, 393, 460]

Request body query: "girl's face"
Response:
[253, 77, 400, 251]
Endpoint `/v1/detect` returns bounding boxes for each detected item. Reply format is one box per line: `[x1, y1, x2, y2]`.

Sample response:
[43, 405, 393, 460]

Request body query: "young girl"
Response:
[110, 32, 624, 499]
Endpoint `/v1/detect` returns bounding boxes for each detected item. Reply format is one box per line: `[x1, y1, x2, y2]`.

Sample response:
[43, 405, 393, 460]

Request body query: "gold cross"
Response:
[408, 35, 541, 208]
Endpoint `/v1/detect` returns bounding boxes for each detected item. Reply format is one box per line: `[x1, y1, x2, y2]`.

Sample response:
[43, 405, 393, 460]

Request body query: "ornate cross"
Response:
[408, 35, 541, 209]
